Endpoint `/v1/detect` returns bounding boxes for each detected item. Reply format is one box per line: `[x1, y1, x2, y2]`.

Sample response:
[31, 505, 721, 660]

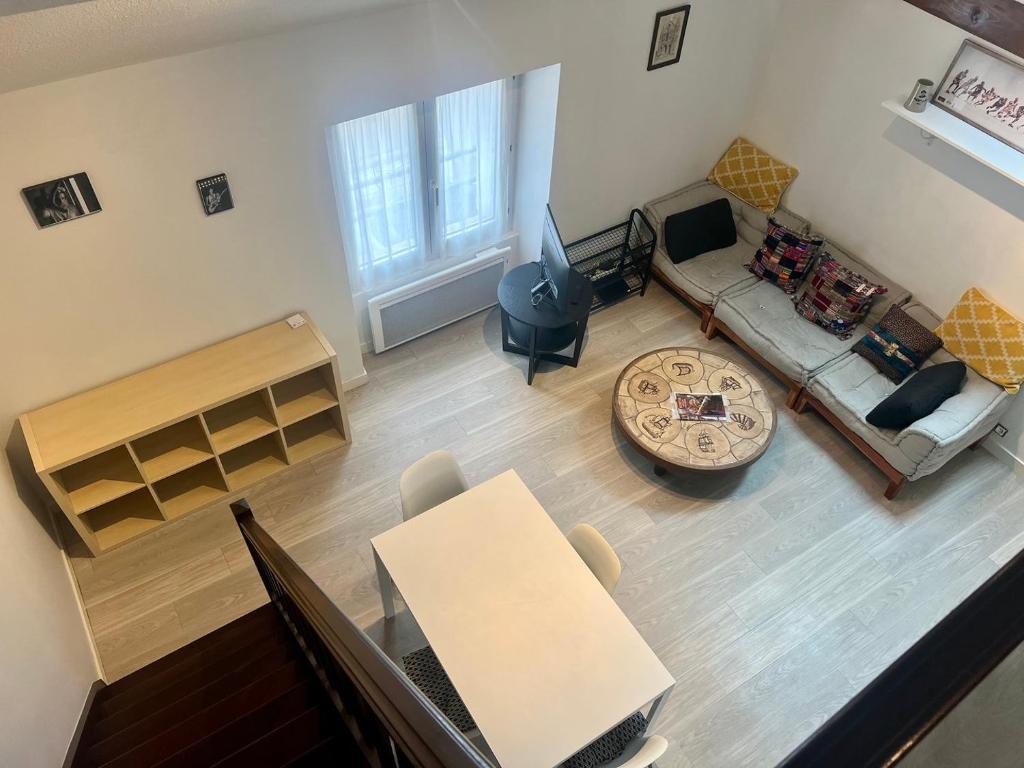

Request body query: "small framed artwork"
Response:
[22, 172, 101, 229]
[197, 173, 234, 215]
[934, 39, 1024, 154]
[647, 5, 691, 71]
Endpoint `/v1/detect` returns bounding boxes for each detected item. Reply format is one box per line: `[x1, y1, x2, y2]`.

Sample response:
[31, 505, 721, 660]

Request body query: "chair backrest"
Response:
[611, 735, 668, 768]
[567, 523, 621, 594]
[400, 450, 469, 521]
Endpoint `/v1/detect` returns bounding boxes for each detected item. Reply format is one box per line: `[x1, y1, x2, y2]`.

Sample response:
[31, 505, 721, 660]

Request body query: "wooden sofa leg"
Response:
[699, 306, 713, 333]
[969, 435, 987, 451]
[884, 476, 907, 500]
[704, 316, 719, 340]
[786, 385, 803, 411]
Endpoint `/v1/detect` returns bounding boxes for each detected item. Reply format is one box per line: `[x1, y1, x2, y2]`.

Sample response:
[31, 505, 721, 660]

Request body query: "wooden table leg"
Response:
[570, 313, 589, 367]
[373, 548, 396, 619]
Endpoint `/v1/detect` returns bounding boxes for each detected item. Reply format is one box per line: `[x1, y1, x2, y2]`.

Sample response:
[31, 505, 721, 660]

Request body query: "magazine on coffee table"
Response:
[673, 392, 728, 421]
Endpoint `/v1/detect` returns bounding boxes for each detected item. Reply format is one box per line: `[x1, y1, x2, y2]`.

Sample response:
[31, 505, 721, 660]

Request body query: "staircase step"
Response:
[87, 642, 296, 758]
[282, 735, 368, 767]
[97, 620, 290, 719]
[99, 604, 278, 701]
[94, 661, 309, 768]
[150, 683, 319, 768]
[212, 706, 335, 768]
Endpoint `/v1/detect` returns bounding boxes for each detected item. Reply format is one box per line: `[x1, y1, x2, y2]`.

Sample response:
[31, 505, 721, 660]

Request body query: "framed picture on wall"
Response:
[647, 5, 691, 71]
[22, 172, 101, 229]
[197, 173, 234, 215]
[934, 39, 1024, 154]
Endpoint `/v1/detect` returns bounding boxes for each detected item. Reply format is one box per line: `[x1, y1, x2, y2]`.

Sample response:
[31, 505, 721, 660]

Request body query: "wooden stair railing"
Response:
[231, 499, 492, 768]
[777, 544, 1024, 767]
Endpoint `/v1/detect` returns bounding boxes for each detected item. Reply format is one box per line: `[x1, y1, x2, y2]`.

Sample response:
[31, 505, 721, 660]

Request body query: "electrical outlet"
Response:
[994, 424, 1009, 438]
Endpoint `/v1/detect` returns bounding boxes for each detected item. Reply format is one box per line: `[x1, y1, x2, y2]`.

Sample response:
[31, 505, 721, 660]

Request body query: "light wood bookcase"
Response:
[20, 313, 350, 556]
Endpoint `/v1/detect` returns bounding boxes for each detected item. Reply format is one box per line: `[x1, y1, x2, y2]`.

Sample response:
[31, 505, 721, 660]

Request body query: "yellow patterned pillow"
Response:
[935, 288, 1024, 393]
[708, 138, 798, 214]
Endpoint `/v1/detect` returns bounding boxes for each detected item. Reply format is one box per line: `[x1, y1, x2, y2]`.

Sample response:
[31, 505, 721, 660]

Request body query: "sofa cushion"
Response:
[866, 362, 967, 431]
[748, 218, 822, 294]
[644, 181, 809, 307]
[935, 287, 1024, 394]
[806, 344, 1010, 479]
[852, 304, 942, 383]
[817, 239, 910, 324]
[707, 138, 798, 213]
[793, 253, 888, 340]
[663, 198, 737, 264]
[653, 243, 760, 307]
[714, 280, 868, 383]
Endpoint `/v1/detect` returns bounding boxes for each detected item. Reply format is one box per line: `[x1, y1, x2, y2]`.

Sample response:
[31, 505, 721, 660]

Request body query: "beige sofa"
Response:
[643, 181, 1014, 498]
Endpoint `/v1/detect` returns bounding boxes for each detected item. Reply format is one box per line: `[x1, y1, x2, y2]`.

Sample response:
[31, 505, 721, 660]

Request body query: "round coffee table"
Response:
[613, 347, 777, 475]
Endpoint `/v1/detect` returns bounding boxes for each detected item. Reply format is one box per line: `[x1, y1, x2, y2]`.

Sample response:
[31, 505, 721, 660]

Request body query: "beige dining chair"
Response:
[399, 450, 469, 521]
[567, 523, 622, 594]
[608, 734, 668, 768]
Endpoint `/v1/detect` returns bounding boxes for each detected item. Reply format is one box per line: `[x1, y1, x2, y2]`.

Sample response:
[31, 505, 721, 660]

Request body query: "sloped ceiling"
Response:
[0, 0, 421, 94]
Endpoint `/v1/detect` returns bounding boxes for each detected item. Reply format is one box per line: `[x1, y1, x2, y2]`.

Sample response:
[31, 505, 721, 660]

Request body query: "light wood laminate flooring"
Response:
[65, 282, 1024, 767]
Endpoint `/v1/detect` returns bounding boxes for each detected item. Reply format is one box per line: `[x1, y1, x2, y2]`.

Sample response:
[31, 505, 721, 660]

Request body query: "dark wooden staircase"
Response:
[72, 603, 367, 768]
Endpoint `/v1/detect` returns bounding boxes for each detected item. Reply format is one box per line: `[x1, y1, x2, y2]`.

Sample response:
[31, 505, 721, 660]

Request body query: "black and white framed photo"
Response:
[934, 40, 1024, 154]
[647, 5, 691, 71]
[196, 173, 234, 215]
[22, 172, 101, 229]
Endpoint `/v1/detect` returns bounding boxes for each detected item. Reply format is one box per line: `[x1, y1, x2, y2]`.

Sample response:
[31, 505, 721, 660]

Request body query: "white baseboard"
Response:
[343, 367, 369, 390]
[983, 440, 1024, 473]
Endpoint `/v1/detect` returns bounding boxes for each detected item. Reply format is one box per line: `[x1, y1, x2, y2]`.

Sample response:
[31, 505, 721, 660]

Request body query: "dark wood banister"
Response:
[231, 499, 492, 768]
[777, 544, 1024, 767]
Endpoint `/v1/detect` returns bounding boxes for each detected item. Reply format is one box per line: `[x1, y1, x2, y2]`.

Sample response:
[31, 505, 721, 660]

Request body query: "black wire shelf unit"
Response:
[565, 208, 657, 312]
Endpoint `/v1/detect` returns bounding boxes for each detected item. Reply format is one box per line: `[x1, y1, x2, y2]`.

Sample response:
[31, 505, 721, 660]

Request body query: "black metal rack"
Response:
[565, 209, 657, 312]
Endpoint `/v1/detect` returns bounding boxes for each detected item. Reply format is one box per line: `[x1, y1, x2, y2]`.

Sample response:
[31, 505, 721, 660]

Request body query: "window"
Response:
[330, 78, 515, 292]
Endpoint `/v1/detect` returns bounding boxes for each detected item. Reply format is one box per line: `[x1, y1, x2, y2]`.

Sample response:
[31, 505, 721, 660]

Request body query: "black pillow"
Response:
[866, 361, 967, 431]
[663, 198, 737, 264]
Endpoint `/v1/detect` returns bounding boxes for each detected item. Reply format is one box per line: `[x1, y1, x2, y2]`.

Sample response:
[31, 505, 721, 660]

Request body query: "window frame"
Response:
[332, 76, 520, 296]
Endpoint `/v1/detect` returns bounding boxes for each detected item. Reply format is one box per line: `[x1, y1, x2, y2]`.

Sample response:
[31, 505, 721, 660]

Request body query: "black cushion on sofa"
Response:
[663, 198, 737, 264]
[866, 361, 967, 431]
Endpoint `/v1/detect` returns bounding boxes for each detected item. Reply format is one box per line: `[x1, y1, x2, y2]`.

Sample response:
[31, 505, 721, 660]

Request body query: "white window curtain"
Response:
[330, 78, 513, 294]
[433, 78, 509, 259]
[331, 103, 428, 291]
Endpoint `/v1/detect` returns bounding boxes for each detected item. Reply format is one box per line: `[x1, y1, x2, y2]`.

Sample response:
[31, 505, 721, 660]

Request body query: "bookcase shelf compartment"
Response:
[272, 365, 339, 427]
[283, 409, 345, 463]
[20, 312, 350, 556]
[52, 446, 146, 515]
[131, 418, 215, 483]
[221, 434, 288, 490]
[204, 391, 278, 454]
[154, 460, 229, 519]
[83, 489, 165, 551]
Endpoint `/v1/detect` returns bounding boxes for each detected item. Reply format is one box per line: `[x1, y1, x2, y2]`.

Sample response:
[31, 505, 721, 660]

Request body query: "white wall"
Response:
[746, 0, 1024, 466]
[0, 467, 97, 768]
[0, 1, 783, 760]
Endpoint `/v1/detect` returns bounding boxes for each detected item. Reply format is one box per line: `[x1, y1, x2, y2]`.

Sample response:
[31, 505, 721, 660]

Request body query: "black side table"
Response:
[498, 262, 594, 385]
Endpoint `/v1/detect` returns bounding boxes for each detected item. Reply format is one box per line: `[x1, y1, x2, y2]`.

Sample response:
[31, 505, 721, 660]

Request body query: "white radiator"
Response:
[367, 247, 511, 353]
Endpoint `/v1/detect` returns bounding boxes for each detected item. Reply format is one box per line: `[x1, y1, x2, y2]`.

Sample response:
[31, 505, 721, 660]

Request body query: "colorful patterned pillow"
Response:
[707, 138, 798, 213]
[793, 254, 888, 339]
[935, 287, 1024, 393]
[748, 218, 822, 293]
[853, 305, 942, 383]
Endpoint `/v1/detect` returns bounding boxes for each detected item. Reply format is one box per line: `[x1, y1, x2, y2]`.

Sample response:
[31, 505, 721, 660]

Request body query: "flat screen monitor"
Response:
[541, 204, 572, 311]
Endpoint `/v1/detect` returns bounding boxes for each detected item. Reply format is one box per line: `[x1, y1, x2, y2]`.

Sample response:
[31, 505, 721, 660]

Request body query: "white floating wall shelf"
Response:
[882, 99, 1024, 188]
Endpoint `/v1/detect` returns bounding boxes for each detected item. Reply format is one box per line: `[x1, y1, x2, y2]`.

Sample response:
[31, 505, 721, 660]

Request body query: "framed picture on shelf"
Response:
[196, 173, 234, 215]
[647, 5, 691, 71]
[934, 39, 1024, 154]
[22, 172, 101, 229]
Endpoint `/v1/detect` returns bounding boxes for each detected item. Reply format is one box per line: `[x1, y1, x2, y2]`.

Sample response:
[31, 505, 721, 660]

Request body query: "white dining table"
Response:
[370, 470, 675, 768]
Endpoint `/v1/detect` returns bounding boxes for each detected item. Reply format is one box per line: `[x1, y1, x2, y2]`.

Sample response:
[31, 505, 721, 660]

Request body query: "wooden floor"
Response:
[66, 282, 1024, 767]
